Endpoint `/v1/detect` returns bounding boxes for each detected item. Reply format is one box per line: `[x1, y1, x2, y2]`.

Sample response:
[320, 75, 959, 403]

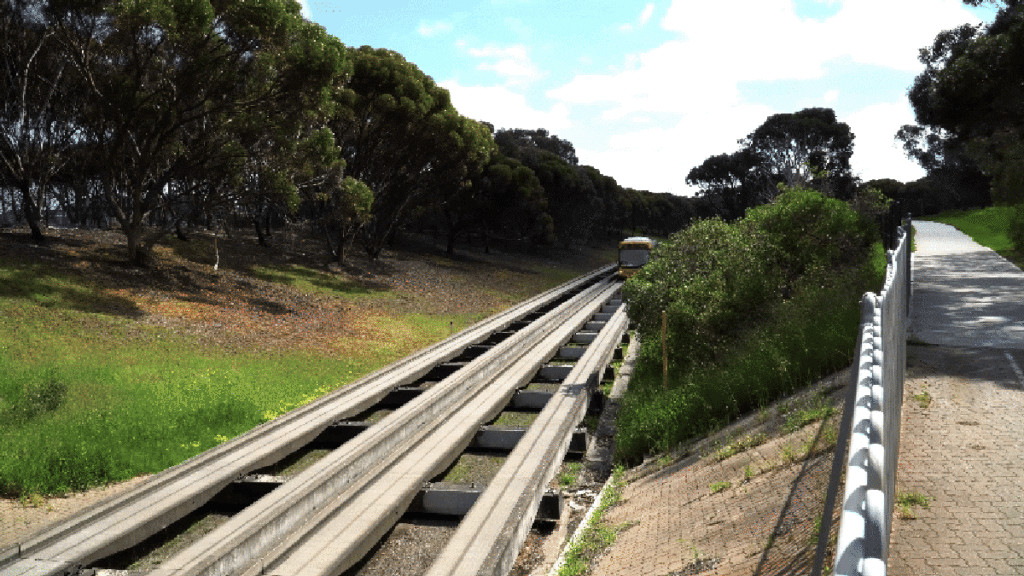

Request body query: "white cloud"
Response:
[548, 41, 744, 120]
[578, 103, 774, 194]
[296, 0, 310, 19]
[545, 0, 983, 193]
[418, 20, 454, 37]
[659, 0, 985, 75]
[842, 102, 925, 183]
[639, 4, 656, 26]
[441, 82, 571, 131]
[620, 3, 657, 33]
[826, 0, 985, 70]
[466, 43, 541, 83]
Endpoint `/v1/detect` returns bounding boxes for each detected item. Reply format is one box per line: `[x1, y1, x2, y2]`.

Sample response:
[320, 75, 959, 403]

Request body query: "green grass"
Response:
[913, 389, 932, 409]
[709, 481, 731, 494]
[782, 393, 835, 434]
[251, 264, 379, 299]
[0, 313, 374, 495]
[714, 433, 767, 462]
[557, 466, 628, 576]
[924, 206, 1017, 258]
[559, 462, 584, 487]
[897, 491, 931, 519]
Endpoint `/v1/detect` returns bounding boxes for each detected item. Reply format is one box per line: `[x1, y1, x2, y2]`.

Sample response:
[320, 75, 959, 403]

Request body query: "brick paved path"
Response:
[889, 221, 1024, 574]
[889, 346, 1024, 575]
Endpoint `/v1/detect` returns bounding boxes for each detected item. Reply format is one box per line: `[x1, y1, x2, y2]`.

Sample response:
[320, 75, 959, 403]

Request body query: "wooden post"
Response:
[662, 310, 668, 390]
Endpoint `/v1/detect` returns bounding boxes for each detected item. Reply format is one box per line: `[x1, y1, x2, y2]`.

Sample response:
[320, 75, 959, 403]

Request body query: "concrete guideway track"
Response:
[145, 277, 622, 576]
[0, 266, 615, 576]
[427, 303, 629, 576]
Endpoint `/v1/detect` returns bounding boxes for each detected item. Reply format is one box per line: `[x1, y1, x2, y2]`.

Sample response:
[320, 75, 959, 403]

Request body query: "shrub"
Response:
[622, 187, 871, 375]
[616, 187, 878, 462]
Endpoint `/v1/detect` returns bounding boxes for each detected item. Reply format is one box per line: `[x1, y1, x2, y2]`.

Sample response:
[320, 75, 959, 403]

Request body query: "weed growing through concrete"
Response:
[783, 393, 835, 434]
[913, 389, 932, 409]
[557, 466, 629, 576]
[782, 445, 797, 465]
[559, 462, 584, 488]
[897, 491, 931, 519]
[709, 481, 731, 494]
[714, 433, 768, 462]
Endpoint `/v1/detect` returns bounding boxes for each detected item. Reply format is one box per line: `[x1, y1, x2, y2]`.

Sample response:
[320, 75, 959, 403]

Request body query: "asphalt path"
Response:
[910, 220, 1024, 349]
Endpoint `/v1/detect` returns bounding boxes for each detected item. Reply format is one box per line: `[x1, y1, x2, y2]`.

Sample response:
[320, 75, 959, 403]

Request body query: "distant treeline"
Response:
[0, 0, 709, 264]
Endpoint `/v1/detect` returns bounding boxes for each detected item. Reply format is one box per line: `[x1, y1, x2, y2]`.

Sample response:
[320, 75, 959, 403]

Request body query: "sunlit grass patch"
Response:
[0, 310, 371, 496]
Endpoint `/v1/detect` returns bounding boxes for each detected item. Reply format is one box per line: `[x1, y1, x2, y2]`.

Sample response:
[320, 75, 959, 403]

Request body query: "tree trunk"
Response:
[18, 180, 45, 242]
[446, 228, 456, 254]
[124, 223, 146, 266]
[336, 226, 347, 263]
[254, 215, 267, 247]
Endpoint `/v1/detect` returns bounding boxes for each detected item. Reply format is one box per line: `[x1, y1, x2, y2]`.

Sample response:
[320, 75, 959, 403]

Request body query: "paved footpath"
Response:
[889, 221, 1024, 575]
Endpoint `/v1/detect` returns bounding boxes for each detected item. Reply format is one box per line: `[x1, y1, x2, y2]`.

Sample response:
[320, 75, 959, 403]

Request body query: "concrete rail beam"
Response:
[426, 303, 629, 576]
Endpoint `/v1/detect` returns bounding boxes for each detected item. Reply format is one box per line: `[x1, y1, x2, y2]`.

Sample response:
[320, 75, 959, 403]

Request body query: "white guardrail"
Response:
[833, 224, 911, 576]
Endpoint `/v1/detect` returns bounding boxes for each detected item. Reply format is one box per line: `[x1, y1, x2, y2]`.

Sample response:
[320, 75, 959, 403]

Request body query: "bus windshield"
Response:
[619, 247, 650, 268]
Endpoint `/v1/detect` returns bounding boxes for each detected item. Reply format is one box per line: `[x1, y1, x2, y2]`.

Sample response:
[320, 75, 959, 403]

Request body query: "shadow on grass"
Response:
[0, 261, 143, 318]
[250, 264, 378, 297]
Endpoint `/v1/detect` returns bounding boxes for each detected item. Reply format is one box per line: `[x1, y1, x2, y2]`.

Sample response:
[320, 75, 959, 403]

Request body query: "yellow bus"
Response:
[618, 236, 654, 278]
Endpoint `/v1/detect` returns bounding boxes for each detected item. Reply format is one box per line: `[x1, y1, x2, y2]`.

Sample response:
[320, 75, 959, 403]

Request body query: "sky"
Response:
[300, 0, 997, 196]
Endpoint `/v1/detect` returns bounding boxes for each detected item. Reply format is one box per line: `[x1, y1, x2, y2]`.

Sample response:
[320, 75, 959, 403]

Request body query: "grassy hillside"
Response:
[0, 227, 614, 496]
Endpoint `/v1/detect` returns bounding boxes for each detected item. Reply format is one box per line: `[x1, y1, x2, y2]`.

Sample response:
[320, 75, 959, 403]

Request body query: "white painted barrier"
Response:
[833, 224, 910, 576]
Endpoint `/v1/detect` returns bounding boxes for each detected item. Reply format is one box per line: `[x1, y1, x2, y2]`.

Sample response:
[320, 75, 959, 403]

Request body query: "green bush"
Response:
[616, 187, 878, 462]
[623, 187, 871, 374]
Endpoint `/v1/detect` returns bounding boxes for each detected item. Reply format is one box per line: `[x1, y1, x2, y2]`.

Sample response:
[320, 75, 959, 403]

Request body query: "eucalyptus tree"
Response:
[331, 46, 496, 259]
[741, 107, 856, 200]
[900, 1, 1022, 205]
[494, 128, 601, 246]
[688, 108, 856, 219]
[50, 0, 349, 264]
[431, 151, 549, 254]
[686, 150, 764, 220]
[0, 0, 83, 241]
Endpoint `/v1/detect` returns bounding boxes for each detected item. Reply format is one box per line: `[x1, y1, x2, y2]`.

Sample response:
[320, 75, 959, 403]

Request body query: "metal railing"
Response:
[817, 217, 911, 576]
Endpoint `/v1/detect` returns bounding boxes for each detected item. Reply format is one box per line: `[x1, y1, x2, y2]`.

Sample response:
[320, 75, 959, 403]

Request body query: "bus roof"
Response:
[620, 236, 653, 245]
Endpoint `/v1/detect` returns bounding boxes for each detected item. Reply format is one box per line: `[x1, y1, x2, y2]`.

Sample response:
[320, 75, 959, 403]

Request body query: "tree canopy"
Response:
[896, 1, 1024, 207]
[687, 108, 856, 219]
[1, 1, 700, 263]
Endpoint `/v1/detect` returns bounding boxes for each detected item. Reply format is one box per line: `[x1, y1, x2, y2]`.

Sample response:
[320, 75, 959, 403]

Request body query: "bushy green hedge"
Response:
[616, 187, 879, 462]
[623, 187, 871, 374]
